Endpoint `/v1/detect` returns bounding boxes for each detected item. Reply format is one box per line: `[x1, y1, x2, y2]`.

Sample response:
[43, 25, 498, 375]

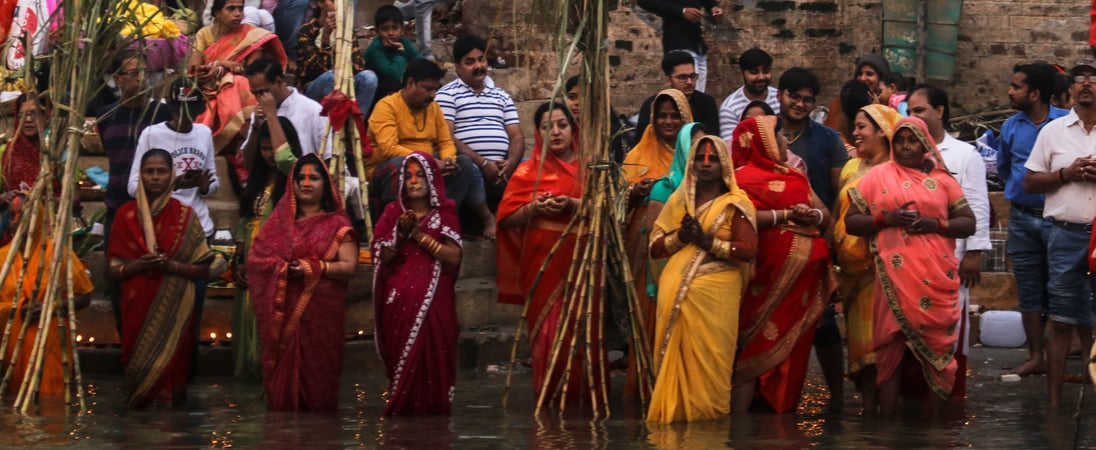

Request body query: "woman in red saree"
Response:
[189, 0, 286, 153]
[1, 95, 49, 194]
[248, 153, 358, 412]
[497, 102, 598, 404]
[730, 116, 834, 413]
[844, 117, 975, 418]
[372, 152, 462, 416]
[107, 149, 218, 407]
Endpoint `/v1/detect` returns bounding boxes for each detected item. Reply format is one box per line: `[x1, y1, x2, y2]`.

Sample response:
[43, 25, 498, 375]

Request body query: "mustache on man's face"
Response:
[473, 67, 487, 76]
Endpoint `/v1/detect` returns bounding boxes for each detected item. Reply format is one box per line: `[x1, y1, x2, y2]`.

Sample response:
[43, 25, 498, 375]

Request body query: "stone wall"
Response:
[460, 0, 1091, 118]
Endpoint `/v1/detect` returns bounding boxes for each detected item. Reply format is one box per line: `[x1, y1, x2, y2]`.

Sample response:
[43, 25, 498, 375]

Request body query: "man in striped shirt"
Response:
[436, 34, 525, 237]
[718, 48, 781, 141]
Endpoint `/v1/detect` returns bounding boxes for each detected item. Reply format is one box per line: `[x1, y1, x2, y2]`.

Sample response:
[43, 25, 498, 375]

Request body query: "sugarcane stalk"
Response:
[5, 213, 50, 401]
[65, 252, 86, 413]
[534, 205, 591, 415]
[59, 256, 72, 406]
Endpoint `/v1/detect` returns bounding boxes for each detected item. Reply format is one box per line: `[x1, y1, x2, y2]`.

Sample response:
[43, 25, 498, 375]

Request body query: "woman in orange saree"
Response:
[834, 104, 900, 414]
[730, 116, 834, 413]
[497, 102, 598, 405]
[189, 0, 287, 153]
[107, 149, 218, 407]
[248, 154, 358, 412]
[844, 117, 975, 418]
[620, 89, 693, 392]
[0, 196, 93, 397]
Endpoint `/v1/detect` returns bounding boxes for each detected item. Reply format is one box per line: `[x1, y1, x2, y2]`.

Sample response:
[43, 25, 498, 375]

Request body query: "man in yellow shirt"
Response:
[368, 59, 488, 233]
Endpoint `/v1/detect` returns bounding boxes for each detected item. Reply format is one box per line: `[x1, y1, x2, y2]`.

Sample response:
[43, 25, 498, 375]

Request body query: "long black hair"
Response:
[240, 117, 302, 219]
[292, 154, 338, 213]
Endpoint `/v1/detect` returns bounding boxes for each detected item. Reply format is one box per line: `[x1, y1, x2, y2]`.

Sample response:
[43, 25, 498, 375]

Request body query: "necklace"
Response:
[413, 108, 428, 132]
[783, 126, 805, 145]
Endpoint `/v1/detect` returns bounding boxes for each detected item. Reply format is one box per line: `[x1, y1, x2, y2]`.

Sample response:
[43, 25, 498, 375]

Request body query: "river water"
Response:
[1, 346, 1094, 449]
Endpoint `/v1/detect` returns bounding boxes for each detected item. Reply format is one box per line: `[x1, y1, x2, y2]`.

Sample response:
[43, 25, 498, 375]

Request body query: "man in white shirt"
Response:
[718, 48, 780, 141]
[244, 57, 330, 159]
[127, 78, 219, 237]
[907, 84, 991, 398]
[1023, 58, 1096, 409]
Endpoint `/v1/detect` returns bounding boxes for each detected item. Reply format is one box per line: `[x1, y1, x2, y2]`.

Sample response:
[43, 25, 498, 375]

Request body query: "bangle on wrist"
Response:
[813, 208, 824, 226]
[1059, 168, 1068, 183]
[873, 212, 887, 229]
[937, 217, 949, 233]
[480, 159, 489, 168]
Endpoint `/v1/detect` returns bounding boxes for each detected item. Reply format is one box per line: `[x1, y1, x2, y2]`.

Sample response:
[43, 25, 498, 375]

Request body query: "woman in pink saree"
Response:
[248, 154, 358, 411]
[188, 0, 286, 153]
[372, 152, 462, 416]
[844, 117, 975, 418]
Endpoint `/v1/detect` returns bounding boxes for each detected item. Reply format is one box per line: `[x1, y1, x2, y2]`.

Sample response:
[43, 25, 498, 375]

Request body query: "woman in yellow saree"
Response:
[188, 0, 287, 153]
[646, 135, 757, 423]
[834, 104, 899, 414]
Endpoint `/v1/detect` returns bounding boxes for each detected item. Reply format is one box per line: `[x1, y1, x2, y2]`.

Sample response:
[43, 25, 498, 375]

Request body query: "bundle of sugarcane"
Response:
[0, 0, 139, 414]
[502, 0, 653, 418]
[321, 0, 372, 245]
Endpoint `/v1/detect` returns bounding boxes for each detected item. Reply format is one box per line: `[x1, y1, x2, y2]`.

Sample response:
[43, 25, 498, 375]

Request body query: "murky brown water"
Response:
[1, 346, 1094, 449]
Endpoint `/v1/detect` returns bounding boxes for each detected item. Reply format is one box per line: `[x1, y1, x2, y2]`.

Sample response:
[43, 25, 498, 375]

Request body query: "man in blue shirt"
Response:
[997, 62, 1068, 377]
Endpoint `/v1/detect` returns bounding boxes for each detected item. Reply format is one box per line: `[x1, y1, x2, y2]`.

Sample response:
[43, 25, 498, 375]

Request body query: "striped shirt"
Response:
[718, 86, 781, 142]
[435, 78, 519, 161]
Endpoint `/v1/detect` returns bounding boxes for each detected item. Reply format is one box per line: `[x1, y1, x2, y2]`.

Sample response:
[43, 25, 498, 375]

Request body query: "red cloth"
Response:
[248, 154, 356, 412]
[731, 117, 831, 413]
[320, 89, 372, 159]
[496, 123, 602, 401]
[372, 152, 460, 416]
[2, 134, 41, 192]
[108, 198, 197, 404]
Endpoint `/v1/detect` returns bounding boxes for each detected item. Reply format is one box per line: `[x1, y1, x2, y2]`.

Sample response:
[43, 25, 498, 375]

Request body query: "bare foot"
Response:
[1007, 358, 1047, 377]
[482, 215, 497, 240]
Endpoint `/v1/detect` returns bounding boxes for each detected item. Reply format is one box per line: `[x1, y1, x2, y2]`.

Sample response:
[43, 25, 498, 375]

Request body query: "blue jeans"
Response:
[1046, 222, 1095, 326]
[1007, 207, 1052, 313]
[374, 154, 483, 208]
[273, 0, 310, 60]
[304, 70, 379, 116]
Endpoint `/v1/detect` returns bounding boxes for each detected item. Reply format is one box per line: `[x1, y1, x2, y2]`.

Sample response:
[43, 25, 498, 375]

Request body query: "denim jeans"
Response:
[273, 0, 310, 60]
[374, 154, 484, 208]
[1045, 222, 1095, 326]
[304, 70, 379, 116]
[396, 0, 435, 60]
[1007, 207, 1052, 313]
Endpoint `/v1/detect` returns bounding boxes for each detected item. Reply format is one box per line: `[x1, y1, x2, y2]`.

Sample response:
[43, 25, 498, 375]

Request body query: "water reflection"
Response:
[0, 348, 1094, 448]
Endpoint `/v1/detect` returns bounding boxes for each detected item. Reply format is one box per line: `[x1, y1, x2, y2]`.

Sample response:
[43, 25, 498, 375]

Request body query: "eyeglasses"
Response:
[672, 74, 699, 82]
[783, 90, 816, 106]
[1074, 75, 1096, 84]
[117, 69, 141, 77]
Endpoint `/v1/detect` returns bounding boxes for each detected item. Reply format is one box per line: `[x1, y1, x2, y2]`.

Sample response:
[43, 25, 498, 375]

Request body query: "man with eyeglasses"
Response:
[777, 68, 846, 209]
[87, 49, 173, 335]
[718, 48, 780, 140]
[635, 50, 720, 138]
[773, 67, 848, 411]
[1023, 58, 1096, 409]
[637, 0, 722, 93]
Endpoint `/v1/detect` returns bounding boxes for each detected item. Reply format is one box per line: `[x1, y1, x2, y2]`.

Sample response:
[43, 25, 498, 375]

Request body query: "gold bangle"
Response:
[118, 264, 126, 278]
[709, 238, 728, 260]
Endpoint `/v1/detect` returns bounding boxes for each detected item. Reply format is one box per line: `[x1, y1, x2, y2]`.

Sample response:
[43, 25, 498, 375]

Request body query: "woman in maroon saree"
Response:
[248, 153, 358, 412]
[372, 152, 462, 416]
